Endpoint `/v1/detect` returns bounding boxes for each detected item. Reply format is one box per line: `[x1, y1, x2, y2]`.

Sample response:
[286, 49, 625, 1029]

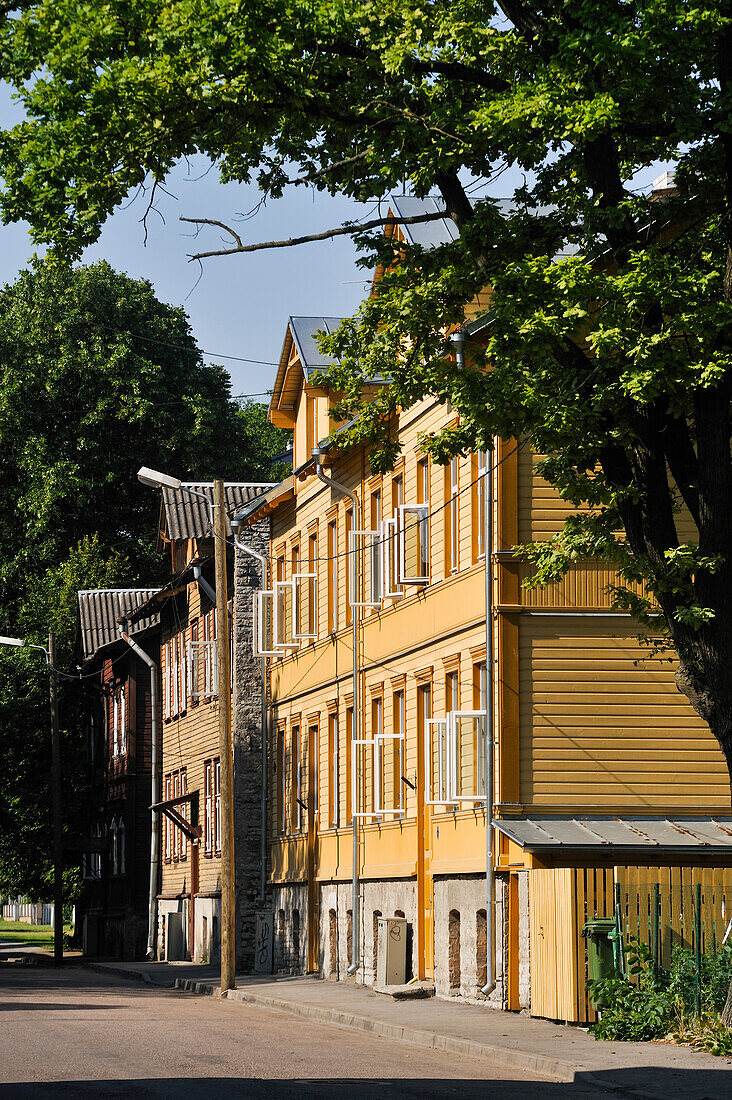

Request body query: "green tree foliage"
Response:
[0, 259, 285, 895]
[3, 1, 732, 891]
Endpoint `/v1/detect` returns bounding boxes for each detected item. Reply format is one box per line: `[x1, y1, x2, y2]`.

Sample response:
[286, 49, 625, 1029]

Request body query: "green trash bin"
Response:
[582, 918, 617, 1006]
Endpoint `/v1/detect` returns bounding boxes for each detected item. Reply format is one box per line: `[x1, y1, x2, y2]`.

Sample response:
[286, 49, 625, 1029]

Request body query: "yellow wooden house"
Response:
[236, 203, 732, 1021]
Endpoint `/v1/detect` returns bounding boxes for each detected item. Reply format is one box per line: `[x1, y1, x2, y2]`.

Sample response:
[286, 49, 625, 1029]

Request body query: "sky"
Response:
[0, 87, 375, 398]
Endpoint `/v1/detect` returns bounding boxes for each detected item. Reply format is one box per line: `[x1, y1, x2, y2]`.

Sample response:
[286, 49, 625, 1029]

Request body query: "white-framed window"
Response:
[164, 774, 172, 860]
[349, 529, 382, 608]
[293, 571, 318, 641]
[215, 759, 221, 852]
[399, 504, 429, 584]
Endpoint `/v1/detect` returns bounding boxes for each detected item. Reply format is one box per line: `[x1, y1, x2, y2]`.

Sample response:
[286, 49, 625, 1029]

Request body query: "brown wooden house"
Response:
[74, 589, 161, 960]
[125, 482, 271, 964]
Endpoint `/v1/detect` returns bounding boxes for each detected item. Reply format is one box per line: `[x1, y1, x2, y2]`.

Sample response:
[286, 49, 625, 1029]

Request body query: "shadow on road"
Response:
[0, 1002, 123, 1011]
[1, 1068, 730, 1100]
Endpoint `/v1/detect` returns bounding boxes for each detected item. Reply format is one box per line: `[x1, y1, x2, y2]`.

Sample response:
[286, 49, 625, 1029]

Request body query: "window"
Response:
[204, 757, 221, 856]
[445, 457, 459, 575]
[164, 767, 188, 862]
[291, 724, 302, 831]
[306, 393, 318, 455]
[392, 690, 405, 815]
[345, 509, 353, 626]
[327, 520, 338, 633]
[308, 533, 318, 638]
[118, 819, 126, 875]
[112, 686, 126, 757]
[328, 712, 339, 828]
[164, 774, 172, 861]
[165, 633, 190, 717]
[345, 705, 353, 825]
[372, 695, 383, 817]
[276, 726, 286, 835]
[88, 711, 96, 764]
[473, 450, 489, 561]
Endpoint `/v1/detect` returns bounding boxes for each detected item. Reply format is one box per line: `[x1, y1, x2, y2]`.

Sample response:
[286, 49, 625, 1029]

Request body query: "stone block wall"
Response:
[232, 515, 270, 971]
[432, 873, 507, 1007]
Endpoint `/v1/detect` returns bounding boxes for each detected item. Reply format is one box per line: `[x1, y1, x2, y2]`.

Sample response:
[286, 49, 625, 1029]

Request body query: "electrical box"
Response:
[376, 916, 408, 987]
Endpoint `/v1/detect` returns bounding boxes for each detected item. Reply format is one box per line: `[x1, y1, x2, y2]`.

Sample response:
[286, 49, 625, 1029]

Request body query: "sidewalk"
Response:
[82, 958, 732, 1099]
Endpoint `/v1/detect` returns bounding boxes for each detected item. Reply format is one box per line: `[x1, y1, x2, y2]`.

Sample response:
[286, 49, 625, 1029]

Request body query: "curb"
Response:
[173, 978, 580, 1084]
[86, 962, 159, 987]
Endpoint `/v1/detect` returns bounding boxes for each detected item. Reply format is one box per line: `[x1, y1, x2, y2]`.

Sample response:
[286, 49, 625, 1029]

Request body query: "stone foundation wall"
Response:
[433, 873, 506, 1007]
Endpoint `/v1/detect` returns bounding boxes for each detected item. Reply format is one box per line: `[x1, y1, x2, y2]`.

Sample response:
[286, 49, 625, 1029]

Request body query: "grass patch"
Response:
[0, 920, 73, 951]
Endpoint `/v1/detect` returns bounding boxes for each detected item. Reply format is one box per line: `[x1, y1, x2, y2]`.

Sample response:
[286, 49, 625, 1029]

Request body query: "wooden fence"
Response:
[529, 865, 732, 1023]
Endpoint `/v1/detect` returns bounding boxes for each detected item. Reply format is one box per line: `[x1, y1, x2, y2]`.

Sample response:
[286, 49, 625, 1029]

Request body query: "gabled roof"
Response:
[76, 589, 160, 664]
[269, 317, 346, 426]
[160, 483, 274, 543]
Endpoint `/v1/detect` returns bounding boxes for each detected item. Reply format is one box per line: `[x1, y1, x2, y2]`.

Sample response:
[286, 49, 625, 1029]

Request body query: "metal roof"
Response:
[288, 317, 344, 375]
[388, 194, 461, 248]
[161, 482, 274, 542]
[77, 589, 160, 664]
[494, 817, 732, 852]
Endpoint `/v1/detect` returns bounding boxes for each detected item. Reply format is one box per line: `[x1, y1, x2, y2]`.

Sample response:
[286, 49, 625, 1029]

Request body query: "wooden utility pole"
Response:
[214, 479, 236, 992]
[48, 632, 63, 967]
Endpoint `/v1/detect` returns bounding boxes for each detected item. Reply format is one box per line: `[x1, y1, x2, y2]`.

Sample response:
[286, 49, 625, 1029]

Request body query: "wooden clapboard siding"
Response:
[519, 619, 729, 811]
[159, 575, 221, 899]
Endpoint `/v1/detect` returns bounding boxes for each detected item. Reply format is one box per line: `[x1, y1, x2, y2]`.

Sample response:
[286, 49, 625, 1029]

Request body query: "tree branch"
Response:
[180, 211, 451, 261]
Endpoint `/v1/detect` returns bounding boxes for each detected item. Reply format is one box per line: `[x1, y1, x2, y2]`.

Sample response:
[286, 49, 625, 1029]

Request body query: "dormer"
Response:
[269, 316, 345, 468]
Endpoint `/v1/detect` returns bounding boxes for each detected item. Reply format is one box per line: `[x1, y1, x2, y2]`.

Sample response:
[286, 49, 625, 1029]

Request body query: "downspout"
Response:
[193, 563, 217, 607]
[453, 330, 495, 996]
[312, 446, 362, 976]
[118, 624, 160, 960]
[230, 518, 269, 905]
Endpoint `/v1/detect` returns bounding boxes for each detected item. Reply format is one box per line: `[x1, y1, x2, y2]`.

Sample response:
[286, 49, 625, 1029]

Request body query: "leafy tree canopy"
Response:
[0, 258, 286, 895]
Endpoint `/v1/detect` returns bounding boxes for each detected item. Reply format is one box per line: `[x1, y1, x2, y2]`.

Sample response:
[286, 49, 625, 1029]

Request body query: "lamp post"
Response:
[0, 633, 63, 965]
[137, 468, 236, 992]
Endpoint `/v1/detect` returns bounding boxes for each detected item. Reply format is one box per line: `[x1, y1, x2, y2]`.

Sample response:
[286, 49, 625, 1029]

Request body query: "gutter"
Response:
[118, 623, 160, 959]
[193, 563, 216, 607]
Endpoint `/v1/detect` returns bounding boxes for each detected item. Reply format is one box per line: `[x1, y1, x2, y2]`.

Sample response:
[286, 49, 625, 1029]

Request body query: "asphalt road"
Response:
[0, 964, 617, 1098]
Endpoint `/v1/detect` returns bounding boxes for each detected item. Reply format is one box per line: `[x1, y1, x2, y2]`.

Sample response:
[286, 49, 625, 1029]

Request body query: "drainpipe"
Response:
[453, 329, 495, 996]
[230, 518, 269, 906]
[312, 445, 362, 976]
[481, 440, 496, 996]
[193, 563, 216, 607]
[118, 624, 160, 959]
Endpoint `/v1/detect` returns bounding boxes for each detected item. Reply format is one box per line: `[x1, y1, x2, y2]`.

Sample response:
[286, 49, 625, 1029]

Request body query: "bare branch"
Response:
[180, 210, 451, 261]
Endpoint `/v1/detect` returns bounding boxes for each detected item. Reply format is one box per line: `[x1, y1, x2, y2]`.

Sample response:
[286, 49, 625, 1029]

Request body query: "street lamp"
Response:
[0, 633, 63, 966]
[137, 467, 235, 992]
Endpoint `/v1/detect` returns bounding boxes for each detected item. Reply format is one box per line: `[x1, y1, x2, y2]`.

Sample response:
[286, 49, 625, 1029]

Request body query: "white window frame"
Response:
[293, 571, 318, 641]
[214, 758, 221, 853]
[425, 718, 453, 806]
[204, 759, 213, 855]
[381, 517, 403, 599]
[349, 530, 382, 608]
[393, 690, 405, 815]
[447, 710, 488, 803]
[398, 503, 429, 584]
[188, 640, 214, 698]
[274, 579, 298, 649]
[253, 590, 282, 657]
[449, 456, 459, 574]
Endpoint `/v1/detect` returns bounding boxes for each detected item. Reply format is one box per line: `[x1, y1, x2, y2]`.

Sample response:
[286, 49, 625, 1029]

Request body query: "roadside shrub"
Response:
[587, 934, 732, 1048]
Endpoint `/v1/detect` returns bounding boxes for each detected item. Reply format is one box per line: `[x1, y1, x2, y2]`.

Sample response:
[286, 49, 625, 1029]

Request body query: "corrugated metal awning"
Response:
[234, 476, 294, 524]
[493, 816, 732, 852]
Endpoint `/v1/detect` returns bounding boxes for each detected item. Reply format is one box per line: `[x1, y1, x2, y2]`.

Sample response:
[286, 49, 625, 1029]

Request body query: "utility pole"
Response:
[48, 632, 63, 967]
[214, 479, 235, 992]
